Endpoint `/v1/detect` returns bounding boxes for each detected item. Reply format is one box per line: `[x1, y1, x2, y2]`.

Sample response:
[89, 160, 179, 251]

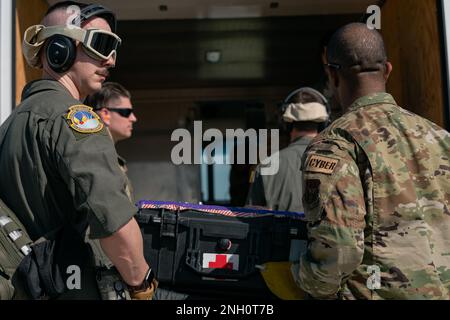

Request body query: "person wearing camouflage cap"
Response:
[246, 87, 329, 213]
[293, 22, 450, 299]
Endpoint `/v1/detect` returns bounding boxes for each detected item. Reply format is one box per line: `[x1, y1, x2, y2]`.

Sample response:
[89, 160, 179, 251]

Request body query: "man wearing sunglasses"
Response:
[87, 82, 137, 145]
[86, 82, 137, 201]
[0, 1, 156, 300]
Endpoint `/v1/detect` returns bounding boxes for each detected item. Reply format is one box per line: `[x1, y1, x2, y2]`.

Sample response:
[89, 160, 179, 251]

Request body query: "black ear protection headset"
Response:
[278, 87, 331, 133]
[46, 4, 117, 73]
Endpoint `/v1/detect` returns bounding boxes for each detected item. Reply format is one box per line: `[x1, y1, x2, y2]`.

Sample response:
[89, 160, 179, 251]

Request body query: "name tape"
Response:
[305, 154, 339, 175]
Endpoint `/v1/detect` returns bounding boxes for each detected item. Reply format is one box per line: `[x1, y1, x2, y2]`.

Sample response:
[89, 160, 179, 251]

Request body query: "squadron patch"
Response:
[305, 154, 339, 175]
[66, 105, 103, 134]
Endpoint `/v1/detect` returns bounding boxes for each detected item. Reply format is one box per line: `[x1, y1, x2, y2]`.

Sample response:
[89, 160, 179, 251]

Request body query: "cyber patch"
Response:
[66, 105, 103, 133]
[305, 154, 339, 175]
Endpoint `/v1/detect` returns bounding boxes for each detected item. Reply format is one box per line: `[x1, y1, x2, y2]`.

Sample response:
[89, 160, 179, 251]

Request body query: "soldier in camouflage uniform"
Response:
[292, 23, 450, 299]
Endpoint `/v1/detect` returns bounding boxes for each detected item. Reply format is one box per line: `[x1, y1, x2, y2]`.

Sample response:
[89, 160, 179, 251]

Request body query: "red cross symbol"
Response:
[208, 254, 233, 269]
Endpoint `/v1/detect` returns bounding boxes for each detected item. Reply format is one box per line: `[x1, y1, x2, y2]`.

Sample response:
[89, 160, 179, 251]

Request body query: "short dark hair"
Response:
[44, 1, 116, 32]
[292, 121, 319, 131]
[326, 22, 387, 72]
[45, 1, 88, 16]
[85, 82, 131, 110]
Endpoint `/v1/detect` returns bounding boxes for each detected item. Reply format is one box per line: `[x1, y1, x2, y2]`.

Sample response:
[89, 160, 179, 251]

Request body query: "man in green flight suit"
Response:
[246, 87, 329, 213]
[0, 1, 156, 299]
[293, 23, 450, 299]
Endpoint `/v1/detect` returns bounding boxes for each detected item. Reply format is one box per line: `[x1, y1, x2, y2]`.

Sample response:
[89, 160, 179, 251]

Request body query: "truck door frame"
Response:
[440, 0, 450, 130]
[0, 0, 14, 124]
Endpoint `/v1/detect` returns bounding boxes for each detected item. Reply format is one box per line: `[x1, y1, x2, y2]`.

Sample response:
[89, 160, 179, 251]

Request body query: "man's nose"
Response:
[102, 52, 116, 68]
[130, 112, 137, 123]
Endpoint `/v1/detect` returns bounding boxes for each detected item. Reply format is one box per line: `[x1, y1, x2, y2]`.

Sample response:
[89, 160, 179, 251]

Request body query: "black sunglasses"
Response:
[106, 107, 134, 118]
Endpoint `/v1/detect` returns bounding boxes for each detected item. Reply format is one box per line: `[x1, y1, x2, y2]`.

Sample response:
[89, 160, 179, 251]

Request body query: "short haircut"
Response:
[85, 82, 131, 110]
[45, 1, 88, 16]
[292, 121, 319, 131]
[326, 22, 387, 72]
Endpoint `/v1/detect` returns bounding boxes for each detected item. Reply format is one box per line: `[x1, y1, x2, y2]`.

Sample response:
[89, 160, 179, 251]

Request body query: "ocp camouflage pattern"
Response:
[296, 93, 450, 299]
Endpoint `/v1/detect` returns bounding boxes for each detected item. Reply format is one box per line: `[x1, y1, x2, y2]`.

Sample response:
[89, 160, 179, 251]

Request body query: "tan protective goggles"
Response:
[23, 25, 122, 67]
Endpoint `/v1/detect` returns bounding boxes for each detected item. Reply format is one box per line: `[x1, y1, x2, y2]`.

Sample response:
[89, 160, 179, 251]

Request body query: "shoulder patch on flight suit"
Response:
[305, 154, 339, 175]
[66, 105, 103, 134]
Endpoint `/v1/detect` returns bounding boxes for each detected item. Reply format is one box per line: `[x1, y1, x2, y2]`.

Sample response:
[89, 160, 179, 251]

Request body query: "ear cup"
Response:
[46, 35, 76, 73]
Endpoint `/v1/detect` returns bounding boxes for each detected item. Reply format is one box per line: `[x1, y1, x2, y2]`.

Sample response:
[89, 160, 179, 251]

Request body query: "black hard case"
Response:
[136, 207, 307, 298]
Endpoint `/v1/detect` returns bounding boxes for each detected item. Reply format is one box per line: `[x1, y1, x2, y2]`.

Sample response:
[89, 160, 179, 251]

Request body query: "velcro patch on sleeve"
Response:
[66, 105, 103, 134]
[305, 154, 339, 175]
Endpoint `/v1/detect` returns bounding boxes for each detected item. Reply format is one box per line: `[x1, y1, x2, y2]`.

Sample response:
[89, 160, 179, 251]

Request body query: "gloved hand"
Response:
[129, 278, 158, 300]
[259, 261, 307, 300]
[128, 268, 158, 300]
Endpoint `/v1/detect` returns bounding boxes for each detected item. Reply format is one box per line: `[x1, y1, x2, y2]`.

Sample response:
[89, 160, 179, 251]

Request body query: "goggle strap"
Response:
[37, 26, 86, 43]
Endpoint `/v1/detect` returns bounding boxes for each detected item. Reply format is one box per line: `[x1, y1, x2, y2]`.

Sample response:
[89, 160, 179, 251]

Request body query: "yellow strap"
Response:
[260, 262, 306, 300]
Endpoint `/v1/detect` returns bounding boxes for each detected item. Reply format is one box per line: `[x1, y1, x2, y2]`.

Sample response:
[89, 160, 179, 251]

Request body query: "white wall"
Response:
[0, 0, 14, 124]
[442, 0, 450, 125]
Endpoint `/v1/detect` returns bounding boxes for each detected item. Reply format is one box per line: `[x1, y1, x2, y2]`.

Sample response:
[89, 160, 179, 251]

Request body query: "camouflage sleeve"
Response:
[296, 138, 366, 299]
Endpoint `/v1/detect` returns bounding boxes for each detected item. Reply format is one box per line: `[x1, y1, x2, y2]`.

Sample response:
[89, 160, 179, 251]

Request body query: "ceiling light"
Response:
[205, 51, 221, 63]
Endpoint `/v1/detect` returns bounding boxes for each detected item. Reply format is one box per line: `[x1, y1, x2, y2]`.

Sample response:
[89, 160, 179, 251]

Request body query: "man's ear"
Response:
[329, 68, 340, 88]
[96, 108, 111, 126]
[384, 61, 393, 81]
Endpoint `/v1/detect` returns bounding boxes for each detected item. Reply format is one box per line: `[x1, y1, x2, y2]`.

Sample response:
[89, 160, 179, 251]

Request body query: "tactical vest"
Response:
[0, 198, 33, 299]
[1, 198, 89, 300]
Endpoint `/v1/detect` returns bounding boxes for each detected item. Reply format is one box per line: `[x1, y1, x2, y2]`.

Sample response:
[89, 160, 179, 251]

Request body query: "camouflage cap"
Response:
[282, 102, 329, 123]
